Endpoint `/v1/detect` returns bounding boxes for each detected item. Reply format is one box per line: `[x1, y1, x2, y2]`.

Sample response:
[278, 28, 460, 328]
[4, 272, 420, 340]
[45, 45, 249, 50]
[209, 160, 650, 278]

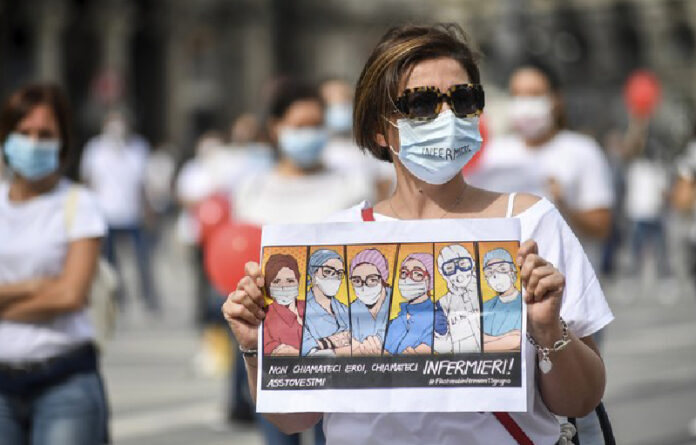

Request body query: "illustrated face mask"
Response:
[390, 110, 482, 185]
[508, 96, 553, 141]
[446, 269, 473, 295]
[488, 273, 514, 294]
[278, 127, 328, 168]
[269, 285, 299, 306]
[354, 283, 382, 306]
[315, 275, 341, 297]
[399, 278, 428, 301]
[3, 133, 60, 180]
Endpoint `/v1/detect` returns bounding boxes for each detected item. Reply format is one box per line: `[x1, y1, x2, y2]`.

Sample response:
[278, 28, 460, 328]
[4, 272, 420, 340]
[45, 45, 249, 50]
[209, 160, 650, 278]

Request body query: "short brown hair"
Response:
[0, 83, 74, 168]
[354, 23, 481, 162]
[264, 253, 301, 295]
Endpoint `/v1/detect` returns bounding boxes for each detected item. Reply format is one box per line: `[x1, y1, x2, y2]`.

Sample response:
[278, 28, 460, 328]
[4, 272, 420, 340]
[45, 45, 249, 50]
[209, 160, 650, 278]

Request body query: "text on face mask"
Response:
[420, 145, 472, 160]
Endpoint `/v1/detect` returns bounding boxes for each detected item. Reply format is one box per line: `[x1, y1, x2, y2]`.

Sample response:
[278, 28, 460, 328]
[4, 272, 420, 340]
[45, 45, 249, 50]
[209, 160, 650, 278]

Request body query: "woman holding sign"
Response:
[224, 23, 612, 445]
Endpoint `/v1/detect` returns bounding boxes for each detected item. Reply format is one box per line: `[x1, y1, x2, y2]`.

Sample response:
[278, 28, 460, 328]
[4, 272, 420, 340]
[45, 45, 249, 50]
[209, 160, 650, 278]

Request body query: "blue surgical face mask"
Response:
[278, 127, 328, 168]
[325, 103, 353, 134]
[389, 110, 482, 185]
[3, 133, 60, 180]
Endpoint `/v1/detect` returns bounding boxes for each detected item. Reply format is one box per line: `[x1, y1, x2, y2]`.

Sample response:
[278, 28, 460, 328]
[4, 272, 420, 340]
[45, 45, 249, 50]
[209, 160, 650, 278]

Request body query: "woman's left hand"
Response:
[517, 240, 565, 336]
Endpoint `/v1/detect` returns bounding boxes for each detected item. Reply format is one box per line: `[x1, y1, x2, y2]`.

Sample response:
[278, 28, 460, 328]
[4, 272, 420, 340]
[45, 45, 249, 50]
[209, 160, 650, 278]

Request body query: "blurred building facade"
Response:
[1, 0, 695, 159]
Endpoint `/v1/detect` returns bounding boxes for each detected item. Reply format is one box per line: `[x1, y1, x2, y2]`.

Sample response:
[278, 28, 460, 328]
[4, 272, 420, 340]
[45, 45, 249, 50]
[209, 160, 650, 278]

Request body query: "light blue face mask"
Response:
[278, 127, 328, 168]
[3, 133, 60, 180]
[325, 103, 353, 133]
[389, 110, 482, 185]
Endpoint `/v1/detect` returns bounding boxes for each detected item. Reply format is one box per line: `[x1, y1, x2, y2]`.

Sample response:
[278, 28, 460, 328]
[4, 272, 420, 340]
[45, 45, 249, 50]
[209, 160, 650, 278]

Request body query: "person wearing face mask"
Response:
[383, 253, 434, 355]
[0, 84, 108, 444]
[466, 62, 614, 272]
[481, 248, 522, 352]
[224, 24, 613, 445]
[433, 244, 481, 354]
[233, 79, 371, 226]
[81, 109, 159, 312]
[320, 78, 395, 203]
[348, 249, 392, 356]
[301, 249, 350, 356]
[263, 254, 305, 356]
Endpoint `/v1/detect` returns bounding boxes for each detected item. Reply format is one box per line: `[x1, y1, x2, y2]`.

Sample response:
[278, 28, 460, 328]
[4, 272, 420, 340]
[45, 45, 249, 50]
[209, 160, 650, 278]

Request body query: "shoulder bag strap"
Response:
[64, 185, 80, 235]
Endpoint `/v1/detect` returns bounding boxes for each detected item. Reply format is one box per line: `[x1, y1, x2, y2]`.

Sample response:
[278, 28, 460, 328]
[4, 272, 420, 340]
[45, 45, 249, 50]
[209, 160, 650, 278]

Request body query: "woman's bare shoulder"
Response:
[467, 187, 543, 218]
[511, 192, 543, 216]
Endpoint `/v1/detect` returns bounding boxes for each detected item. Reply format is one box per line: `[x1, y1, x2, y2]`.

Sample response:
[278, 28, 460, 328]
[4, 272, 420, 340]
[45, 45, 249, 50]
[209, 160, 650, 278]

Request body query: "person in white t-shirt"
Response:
[466, 63, 614, 271]
[0, 84, 108, 445]
[624, 138, 670, 276]
[223, 24, 613, 445]
[233, 80, 371, 226]
[81, 110, 158, 311]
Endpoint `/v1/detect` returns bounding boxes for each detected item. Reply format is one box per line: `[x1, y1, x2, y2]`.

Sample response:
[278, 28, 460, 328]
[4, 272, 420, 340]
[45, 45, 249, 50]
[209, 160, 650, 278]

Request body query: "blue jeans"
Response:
[104, 225, 159, 311]
[630, 219, 670, 276]
[0, 371, 107, 445]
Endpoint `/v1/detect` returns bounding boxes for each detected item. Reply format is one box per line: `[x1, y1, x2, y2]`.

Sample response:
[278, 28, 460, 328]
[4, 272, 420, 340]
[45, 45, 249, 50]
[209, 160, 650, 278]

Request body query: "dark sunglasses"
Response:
[395, 84, 485, 121]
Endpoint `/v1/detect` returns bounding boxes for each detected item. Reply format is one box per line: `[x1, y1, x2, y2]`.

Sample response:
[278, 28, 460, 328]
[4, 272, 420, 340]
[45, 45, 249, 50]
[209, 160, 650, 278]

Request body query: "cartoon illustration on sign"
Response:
[301, 248, 351, 356]
[263, 252, 305, 356]
[384, 246, 434, 355]
[348, 248, 393, 356]
[480, 245, 523, 352]
[433, 243, 482, 354]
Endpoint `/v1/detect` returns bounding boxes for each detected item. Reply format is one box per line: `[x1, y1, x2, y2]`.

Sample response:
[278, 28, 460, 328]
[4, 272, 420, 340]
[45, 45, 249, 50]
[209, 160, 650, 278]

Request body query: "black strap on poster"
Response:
[381, 243, 401, 356]
[430, 242, 436, 353]
[345, 244, 352, 356]
[298, 245, 311, 357]
[474, 241, 484, 351]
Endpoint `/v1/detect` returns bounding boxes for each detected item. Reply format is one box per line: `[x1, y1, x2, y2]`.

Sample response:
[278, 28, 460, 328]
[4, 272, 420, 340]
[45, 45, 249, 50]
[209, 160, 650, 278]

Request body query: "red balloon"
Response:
[193, 193, 231, 244]
[462, 114, 488, 175]
[624, 70, 661, 118]
[204, 223, 262, 295]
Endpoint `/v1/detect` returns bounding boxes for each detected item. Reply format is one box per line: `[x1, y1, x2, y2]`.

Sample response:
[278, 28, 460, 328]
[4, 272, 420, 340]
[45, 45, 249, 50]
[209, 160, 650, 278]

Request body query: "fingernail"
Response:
[516, 257, 522, 267]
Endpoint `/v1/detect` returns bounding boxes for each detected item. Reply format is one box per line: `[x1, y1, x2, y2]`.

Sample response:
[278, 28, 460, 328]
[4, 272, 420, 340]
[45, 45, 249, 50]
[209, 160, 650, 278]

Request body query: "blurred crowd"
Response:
[1, 29, 696, 445]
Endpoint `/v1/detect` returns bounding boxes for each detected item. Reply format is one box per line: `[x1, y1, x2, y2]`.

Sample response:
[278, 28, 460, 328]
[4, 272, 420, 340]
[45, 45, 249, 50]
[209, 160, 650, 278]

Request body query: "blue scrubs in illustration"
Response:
[301, 249, 350, 356]
[348, 248, 392, 355]
[482, 248, 522, 352]
[384, 252, 434, 355]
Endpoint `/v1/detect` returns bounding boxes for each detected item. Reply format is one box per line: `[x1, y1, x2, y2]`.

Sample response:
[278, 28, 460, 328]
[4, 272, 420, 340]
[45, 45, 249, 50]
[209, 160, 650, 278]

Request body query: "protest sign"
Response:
[256, 217, 527, 413]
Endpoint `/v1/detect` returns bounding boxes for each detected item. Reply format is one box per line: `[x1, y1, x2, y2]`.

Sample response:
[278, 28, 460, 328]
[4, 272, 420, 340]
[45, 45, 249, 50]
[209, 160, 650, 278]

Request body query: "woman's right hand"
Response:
[222, 262, 266, 350]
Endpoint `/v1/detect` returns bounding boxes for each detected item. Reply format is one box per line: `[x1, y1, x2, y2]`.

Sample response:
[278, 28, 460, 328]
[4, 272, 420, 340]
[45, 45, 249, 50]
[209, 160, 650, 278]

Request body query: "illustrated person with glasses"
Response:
[384, 252, 435, 355]
[348, 248, 392, 356]
[301, 249, 351, 356]
[482, 248, 522, 352]
[434, 244, 481, 354]
[263, 254, 305, 356]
